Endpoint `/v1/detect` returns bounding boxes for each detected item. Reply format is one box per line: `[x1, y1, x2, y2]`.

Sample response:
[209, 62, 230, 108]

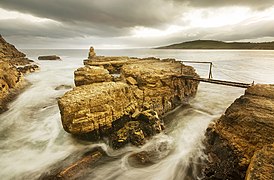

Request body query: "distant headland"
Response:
[156, 40, 274, 50]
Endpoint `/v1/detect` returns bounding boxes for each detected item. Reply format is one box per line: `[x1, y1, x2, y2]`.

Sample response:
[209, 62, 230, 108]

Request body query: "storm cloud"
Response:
[0, 0, 273, 48]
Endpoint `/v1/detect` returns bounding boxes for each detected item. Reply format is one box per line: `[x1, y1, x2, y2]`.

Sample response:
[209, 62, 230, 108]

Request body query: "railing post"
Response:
[209, 62, 213, 79]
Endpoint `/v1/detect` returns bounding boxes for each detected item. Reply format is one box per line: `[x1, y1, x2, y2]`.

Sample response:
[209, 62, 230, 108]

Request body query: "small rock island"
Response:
[38, 55, 61, 60]
[58, 47, 199, 148]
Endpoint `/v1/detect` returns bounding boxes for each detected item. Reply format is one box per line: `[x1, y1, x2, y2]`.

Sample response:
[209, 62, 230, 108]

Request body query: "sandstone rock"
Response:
[74, 66, 113, 86]
[0, 35, 39, 74]
[245, 144, 274, 180]
[121, 60, 199, 116]
[84, 56, 137, 74]
[58, 82, 138, 137]
[38, 55, 61, 60]
[88, 46, 96, 59]
[0, 61, 24, 112]
[126, 76, 137, 85]
[0, 35, 38, 112]
[58, 48, 199, 148]
[203, 84, 274, 179]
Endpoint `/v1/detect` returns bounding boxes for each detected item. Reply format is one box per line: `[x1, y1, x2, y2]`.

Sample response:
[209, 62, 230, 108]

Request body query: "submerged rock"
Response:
[0, 35, 38, 112]
[203, 84, 274, 179]
[58, 47, 199, 148]
[38, 55, 61, 60]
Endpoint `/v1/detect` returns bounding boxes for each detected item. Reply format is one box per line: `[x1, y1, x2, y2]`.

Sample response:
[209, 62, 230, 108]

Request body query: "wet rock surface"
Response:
[0, 35, 38, 112]
[203, 84, 274, 179]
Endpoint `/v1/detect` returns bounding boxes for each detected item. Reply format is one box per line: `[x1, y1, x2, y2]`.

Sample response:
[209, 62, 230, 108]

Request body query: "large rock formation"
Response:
[58, 47, 199, 148]
[0, 35, 39, 74]
[203, 84, 274, 179]
[0, 35, 39, 112]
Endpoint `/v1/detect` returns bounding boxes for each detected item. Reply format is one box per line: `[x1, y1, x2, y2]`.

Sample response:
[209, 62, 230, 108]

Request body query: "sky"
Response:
[0, 0, 274, 49]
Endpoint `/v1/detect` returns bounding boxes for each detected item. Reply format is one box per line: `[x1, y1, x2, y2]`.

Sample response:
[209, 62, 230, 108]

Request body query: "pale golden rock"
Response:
[58, 82, 138, 135]
[58, 48, 199, 145]
[74, 66, 113, 86]
[126, 76, 137, 85]
[0, 35, 39, 74]
[121, 60, 199, 116]
[0, 61, 24, 112]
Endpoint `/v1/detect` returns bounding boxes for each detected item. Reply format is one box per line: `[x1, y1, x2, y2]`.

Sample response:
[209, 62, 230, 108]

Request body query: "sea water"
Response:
[0, 49, 274, 179]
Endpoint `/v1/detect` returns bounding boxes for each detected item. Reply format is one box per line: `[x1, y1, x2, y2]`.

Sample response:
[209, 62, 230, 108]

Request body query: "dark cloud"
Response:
[172, 0, 274, 10]
[0, 0, 180, 28]
[0, 0, 273, 48]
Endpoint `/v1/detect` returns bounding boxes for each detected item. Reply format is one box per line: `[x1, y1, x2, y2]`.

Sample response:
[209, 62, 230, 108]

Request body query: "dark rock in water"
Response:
[203, 84, 274, 179]
[17, 64, 39, 74]
[39, 147, 105, 180]
[110, 121, 145, 149]
[38, 55, 61, 60]
[54, 85, 73, 90]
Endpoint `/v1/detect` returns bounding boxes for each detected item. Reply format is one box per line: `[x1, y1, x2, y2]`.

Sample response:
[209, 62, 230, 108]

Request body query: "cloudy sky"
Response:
[1, 0, 274, 49]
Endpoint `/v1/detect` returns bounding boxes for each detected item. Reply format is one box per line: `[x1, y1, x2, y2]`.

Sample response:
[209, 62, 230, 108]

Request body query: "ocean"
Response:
[1, 49, 274, 179]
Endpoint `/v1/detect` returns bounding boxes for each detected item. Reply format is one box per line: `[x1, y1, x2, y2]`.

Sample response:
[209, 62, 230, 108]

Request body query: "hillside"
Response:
[157, 40, 274, 50]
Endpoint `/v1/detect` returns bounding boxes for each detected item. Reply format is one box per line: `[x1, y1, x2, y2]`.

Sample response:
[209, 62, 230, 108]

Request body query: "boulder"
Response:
[38, 55, 61, 60]
[74, 66, 113, 86]
[203, 84, 274, 179]
[58, 82, 138, 137]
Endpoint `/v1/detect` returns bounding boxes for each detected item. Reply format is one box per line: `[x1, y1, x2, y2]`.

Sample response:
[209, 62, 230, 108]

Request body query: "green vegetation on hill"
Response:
[157, 40, 274, 50]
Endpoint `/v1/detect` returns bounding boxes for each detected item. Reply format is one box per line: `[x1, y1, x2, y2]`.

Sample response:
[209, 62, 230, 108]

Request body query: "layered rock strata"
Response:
[0, 35, 39, 74]
[58, 47, 199, 148]
[0, 35, 39, 112]
[203, 84, 274, 179]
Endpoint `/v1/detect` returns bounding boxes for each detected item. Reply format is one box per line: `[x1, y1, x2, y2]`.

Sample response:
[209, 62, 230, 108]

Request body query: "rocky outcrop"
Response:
[203, 84, 274, 179]
[58, 47, 199, 148]
[38, 55, 61, 60]
[0, 61, 24, 112]
[0, 35, 39, 74]
[0, 35, 39, 112]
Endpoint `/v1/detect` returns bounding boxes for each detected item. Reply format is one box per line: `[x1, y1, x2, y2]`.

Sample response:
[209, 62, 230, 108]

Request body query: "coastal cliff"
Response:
[0, 35, 39, 112]
[203, 84, 274, 179]
[58, 47, 199, 148]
